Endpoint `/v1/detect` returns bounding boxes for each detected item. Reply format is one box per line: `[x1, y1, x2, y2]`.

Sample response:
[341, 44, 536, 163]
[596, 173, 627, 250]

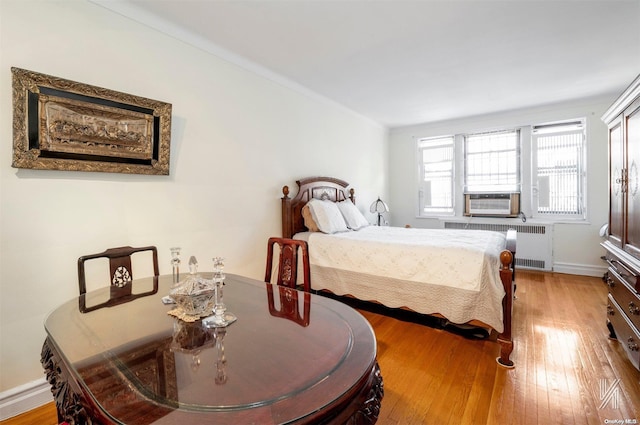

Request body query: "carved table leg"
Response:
[342, 362, 384, 425]
[357, 362, 384, 424]
[41, 338, 94, 425]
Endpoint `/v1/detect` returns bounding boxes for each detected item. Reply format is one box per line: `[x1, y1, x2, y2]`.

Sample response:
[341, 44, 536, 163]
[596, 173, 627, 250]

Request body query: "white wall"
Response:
[0, 0, 386, 395]
[388, 95, 615, 276]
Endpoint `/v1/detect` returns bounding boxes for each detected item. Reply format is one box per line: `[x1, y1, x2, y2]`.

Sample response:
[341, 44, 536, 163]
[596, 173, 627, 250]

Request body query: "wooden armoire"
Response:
[602, 73, 640, 371]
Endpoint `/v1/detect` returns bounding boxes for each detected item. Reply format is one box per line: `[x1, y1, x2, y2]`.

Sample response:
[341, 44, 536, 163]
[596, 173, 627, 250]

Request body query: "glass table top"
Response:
[44, 273, 377, 424]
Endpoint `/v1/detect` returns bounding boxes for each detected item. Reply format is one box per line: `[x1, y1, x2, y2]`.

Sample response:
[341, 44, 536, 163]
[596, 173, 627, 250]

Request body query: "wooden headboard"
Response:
[281, 177, 355, 238]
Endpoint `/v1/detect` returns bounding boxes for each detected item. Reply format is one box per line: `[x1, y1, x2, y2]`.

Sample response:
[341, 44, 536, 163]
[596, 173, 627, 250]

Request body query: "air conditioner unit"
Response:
[464, 193, 520, 217]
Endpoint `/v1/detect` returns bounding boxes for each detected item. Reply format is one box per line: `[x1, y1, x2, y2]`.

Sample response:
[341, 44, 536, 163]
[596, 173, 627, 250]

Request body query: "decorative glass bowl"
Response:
[169, 272, 215, 317]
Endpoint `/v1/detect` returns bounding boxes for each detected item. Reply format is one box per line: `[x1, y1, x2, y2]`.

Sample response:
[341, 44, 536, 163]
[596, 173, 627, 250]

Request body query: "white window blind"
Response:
[418, 136, 454, 215]
[533, 120, 585, 217]
[464, 130, 520, 193]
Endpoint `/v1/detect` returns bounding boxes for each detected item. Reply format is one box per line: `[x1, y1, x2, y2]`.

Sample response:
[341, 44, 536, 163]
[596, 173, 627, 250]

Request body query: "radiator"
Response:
[443, 221, 553, 271]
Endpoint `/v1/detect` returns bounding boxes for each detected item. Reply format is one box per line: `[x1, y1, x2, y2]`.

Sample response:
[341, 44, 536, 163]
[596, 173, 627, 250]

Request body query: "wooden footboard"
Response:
[497, 229, 517, 368]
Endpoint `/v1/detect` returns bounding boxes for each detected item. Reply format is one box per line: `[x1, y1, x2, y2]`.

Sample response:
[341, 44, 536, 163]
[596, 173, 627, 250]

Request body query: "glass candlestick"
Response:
[170, 247, 181, 285]
[212, 257, 226, 319]
[204, 257, 237, 327]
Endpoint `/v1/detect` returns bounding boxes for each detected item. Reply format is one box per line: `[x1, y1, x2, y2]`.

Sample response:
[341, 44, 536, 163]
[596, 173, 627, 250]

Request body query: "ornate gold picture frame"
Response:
[12, 68, 172, 175]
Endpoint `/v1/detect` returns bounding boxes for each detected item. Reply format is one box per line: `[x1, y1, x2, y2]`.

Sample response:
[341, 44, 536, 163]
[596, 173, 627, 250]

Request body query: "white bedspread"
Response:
[299, 226, 507, 332]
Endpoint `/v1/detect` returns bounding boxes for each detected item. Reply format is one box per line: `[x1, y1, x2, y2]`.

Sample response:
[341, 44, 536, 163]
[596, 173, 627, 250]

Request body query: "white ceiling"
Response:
[93, 0, 640, 128]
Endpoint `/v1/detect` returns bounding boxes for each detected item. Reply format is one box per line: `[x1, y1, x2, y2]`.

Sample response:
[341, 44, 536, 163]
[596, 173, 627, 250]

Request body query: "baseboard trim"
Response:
[553, 262, 607, 278]
[0, 378, 53, 421]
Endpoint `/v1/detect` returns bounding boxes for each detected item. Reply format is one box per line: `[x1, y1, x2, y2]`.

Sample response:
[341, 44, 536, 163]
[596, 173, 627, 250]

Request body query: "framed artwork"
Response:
[11, 67, 172, 175]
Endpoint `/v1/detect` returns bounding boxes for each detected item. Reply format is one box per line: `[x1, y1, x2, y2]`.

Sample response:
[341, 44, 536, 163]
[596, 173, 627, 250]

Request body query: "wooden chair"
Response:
[265, 237, 311, 292]
[77, 245, 159, 313]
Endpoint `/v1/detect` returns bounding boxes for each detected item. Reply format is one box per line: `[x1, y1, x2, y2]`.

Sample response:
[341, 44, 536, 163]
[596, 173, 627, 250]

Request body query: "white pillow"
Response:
[337, 201, 369, 230]
[306, 199, 349, 234]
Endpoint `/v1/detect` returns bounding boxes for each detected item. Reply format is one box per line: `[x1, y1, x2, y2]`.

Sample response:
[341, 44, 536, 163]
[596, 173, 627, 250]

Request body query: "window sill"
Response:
[415, 215, 591, 226]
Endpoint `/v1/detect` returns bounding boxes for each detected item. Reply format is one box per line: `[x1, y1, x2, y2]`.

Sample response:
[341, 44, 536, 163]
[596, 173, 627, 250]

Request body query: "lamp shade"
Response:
[370, 197, 389, 226]
[370, 197, 389, 214]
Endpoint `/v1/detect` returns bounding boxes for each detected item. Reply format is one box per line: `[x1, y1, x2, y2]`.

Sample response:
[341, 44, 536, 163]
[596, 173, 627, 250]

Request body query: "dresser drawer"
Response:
[605, 252, 640, 292]
[608, 294, 640, 370]
[607, 267, 640, 330]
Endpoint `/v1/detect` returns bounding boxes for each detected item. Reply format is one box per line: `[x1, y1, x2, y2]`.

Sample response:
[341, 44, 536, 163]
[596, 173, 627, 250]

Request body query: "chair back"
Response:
[77, 245, 159, 312]
[265, 237, 310, 292]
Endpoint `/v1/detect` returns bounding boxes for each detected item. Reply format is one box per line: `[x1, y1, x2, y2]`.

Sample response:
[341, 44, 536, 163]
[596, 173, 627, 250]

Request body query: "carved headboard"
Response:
[281, 177, 355, 238]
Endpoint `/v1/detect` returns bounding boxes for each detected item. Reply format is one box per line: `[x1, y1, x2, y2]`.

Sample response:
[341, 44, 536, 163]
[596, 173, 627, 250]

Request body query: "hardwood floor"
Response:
[1, 402, 58, 425]
[3, 271, 639, 425]
[362, 270, 640, 425]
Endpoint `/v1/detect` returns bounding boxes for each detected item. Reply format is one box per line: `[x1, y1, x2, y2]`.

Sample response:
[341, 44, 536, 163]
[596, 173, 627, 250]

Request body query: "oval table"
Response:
[41, 274, 383, 424]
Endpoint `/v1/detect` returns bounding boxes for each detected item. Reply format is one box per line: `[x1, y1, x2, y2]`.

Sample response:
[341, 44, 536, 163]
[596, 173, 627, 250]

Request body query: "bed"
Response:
[280, 176, 517, 367]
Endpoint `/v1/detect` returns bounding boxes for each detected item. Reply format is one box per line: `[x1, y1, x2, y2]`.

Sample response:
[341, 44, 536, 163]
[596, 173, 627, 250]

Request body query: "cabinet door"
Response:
[609, 116, 625, 248]
[625, 99, 640, 260]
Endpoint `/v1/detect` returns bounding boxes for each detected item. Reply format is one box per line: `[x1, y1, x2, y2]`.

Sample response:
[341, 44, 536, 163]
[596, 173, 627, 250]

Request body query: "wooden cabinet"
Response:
[603, 74, 640, 371]
[626, 97, 640, 257]
[608, 115, 625, 247]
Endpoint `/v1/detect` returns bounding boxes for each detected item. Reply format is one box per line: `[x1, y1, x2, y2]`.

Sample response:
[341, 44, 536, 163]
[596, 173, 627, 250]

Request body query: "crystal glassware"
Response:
[212, 257, 226, 318]
[169, 256, 216, 317]
[203, 257, 237, 327]
[170, 247, 181, 285]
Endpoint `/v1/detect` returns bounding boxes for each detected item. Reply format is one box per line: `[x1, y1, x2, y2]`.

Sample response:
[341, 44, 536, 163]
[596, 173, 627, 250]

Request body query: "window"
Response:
[532, 120, 586, 218]
[415, 118, 587, 221]
[464, 130, 520, 193]
[418, 136, 454, 215]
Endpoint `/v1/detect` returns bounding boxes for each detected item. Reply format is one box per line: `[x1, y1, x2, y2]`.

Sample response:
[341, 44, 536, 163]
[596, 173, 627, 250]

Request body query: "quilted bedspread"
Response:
[300, 226, 507, 332]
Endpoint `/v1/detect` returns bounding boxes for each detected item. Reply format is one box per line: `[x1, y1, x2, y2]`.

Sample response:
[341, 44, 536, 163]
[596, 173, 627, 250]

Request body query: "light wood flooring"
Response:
[3, 270, 639, 425]
[362, 270, 640, 424]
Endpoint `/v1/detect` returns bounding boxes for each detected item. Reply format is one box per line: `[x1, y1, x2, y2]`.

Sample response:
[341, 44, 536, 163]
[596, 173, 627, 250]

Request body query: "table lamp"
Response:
[369, 197, 389, 226]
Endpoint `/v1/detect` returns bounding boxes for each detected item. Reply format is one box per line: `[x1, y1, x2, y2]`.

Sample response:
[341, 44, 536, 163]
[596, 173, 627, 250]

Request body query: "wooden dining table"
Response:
[41, 273, 383, 424]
